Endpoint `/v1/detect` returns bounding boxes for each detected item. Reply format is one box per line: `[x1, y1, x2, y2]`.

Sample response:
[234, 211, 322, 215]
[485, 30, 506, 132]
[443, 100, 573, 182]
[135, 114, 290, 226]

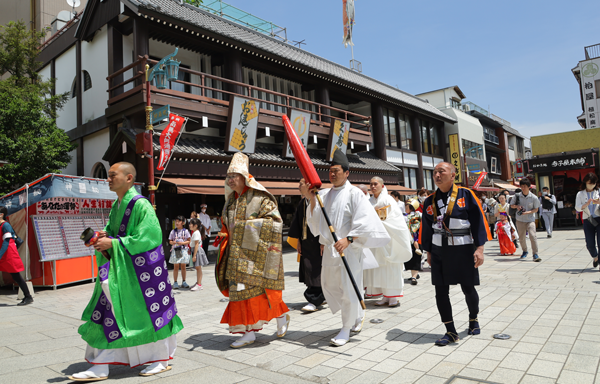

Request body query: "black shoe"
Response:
[416, 274, 420, 279]
[410, 278, 418, 285]
[594, 258, 599, 268]
[435, 332, 459, 346]
[17, 297, 33, 306]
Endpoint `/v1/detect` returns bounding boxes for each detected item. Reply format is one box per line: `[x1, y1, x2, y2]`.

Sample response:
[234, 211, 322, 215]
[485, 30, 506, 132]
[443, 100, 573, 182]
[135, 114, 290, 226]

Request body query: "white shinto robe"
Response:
[364, 187, 412, 298]
[307, 180, 390, 329]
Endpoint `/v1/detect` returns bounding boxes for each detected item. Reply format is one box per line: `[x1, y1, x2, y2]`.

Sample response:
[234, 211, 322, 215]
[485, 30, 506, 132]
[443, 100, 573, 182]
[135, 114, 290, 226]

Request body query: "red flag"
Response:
[157, 113, 185, 171]
[473, 171, 488, 190]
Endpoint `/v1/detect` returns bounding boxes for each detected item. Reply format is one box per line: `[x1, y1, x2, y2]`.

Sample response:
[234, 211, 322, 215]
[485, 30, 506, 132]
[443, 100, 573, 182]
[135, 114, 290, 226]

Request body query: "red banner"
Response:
[473, 171, 488, 190]
[157, 113, 185, 171]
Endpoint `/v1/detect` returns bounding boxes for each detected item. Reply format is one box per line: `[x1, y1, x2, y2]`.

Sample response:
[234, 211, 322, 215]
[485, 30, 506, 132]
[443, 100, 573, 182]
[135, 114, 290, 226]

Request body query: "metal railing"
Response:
[106, 56, 372, 131]
[192, 0, 288, 43]
[491, 113, 512, 127]
[464, 101, 489, 116]
[484, 132, 499, 145]
[585, 43, 600, 60]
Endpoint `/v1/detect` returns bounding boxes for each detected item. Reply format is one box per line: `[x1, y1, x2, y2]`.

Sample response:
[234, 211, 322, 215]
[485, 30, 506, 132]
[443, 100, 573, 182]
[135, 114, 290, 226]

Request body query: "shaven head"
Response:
[433, 162, 456, 192]
[108, 162, 136, 199]
[370, 176, 385, 198]
[114, 162, 137, 183]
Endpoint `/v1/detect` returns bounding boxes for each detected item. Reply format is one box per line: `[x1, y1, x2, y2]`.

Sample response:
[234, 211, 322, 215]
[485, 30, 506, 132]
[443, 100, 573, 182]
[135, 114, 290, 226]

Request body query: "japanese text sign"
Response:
[448, 134, 462, 183]
[226, 96, 259, 154]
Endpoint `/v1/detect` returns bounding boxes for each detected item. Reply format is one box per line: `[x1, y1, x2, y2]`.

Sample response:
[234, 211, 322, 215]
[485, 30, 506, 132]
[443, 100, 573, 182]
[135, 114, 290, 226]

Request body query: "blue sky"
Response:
[220, 0, 600, 140]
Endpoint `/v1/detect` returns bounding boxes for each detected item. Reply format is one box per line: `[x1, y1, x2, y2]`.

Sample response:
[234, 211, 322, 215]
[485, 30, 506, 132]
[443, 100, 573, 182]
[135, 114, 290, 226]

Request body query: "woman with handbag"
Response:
[0, 206, 33, 305]
[575, 173, 600, 270]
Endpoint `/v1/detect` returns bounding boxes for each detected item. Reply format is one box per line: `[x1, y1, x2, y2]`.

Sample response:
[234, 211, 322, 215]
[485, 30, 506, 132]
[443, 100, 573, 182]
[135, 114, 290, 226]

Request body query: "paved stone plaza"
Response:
[1, 229, 599, 384]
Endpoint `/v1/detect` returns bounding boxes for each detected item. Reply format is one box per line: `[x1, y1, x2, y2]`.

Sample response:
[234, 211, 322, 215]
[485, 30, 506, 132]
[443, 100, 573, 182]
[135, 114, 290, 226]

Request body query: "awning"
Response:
[493, 181, 518, 191]
[473, 186, 499, 192]
[160, 178, 416, 196]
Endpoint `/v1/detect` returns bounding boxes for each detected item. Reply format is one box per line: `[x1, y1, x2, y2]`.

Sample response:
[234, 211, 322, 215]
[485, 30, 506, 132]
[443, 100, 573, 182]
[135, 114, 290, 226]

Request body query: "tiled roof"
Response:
[122, 128, 400, 173]
[124, 0, 456, 124]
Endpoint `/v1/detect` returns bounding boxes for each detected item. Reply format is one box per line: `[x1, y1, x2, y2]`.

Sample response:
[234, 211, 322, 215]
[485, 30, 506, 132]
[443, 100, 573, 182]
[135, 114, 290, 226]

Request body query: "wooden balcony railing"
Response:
[106, 56, 372, 131]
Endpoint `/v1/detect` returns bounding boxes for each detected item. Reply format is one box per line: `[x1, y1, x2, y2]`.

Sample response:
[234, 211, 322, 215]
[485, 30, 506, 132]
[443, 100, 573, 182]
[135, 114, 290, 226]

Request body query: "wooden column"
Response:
[133, 17, 149, 86]
[411, 115, 425, 188]
[371, 103, 387, 161]
[315, 85, 331, 123]
[224, 52, 243, 96]
[107, 23, 124, 97]
[498, 128, 511, 180]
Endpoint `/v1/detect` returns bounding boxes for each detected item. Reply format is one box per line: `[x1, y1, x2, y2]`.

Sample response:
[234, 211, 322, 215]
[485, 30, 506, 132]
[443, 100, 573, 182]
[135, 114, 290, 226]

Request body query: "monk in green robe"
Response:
[69, 162, 183, 382]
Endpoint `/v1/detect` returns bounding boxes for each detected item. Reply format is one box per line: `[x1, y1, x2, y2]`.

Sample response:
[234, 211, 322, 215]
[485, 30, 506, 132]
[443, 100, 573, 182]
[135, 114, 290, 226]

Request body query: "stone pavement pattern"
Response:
[1, 230, 600, 384]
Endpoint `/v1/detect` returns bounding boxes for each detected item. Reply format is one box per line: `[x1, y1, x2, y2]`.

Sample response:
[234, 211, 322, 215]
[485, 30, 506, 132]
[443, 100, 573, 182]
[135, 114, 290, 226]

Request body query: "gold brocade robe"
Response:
[216, 188, 285, 302]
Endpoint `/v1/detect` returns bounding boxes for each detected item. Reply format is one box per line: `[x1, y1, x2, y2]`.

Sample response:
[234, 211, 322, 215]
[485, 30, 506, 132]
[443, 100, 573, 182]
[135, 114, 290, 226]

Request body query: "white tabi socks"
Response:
[230, 331, 256, 348]
[70, 364, 109, 380]
[276, 314, 290, 337]
[330, 327, 351, 346]
[140, 361, 169, 375]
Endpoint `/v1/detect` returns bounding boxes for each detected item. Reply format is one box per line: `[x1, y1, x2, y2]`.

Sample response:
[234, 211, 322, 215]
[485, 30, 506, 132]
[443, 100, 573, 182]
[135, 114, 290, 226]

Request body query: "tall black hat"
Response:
[331, 148, 349, 170]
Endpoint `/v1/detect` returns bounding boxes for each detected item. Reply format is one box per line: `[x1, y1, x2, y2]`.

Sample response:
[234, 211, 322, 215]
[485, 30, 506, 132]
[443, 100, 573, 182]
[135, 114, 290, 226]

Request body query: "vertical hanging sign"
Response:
[449, 133, 462, 183]
[326, 119, 350, 162]
[580, 58, 600, 129]
[342, 0, 355, 48]
[283, 109, 312, 159]
[225, 96, 259, 153]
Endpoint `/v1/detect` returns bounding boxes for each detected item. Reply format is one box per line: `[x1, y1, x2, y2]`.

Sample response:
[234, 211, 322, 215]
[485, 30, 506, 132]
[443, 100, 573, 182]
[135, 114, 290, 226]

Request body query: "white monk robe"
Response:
[307, 180, 390, 329]
[364, 186, 413, 298]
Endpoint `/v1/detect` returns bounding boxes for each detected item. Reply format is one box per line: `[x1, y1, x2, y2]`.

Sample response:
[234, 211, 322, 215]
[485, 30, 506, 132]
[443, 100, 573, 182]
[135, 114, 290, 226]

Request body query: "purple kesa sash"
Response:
[92, 195, 176, 343]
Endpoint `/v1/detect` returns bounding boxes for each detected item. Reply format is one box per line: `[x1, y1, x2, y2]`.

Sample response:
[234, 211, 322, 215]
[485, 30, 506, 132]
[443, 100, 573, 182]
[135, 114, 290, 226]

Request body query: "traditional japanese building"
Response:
[35, 0, 456, 238]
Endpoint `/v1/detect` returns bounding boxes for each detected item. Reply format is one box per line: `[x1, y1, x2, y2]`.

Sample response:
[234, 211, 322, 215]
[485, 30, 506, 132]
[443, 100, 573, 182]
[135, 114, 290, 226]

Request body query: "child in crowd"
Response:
[496, 212, 517, 255]
[188, 218, 209, 291]
[169, 215, 191, 289]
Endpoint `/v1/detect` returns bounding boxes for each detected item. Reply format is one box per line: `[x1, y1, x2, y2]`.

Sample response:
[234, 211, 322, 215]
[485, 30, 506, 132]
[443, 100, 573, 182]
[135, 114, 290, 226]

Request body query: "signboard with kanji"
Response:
[448, 133, 462, 183]
[580, 58, 600, 129]
[283, 109, 312, 159]
[225, 96, 259, 154]
[524, 151, 596, 173]
[326, 119, 351, 162]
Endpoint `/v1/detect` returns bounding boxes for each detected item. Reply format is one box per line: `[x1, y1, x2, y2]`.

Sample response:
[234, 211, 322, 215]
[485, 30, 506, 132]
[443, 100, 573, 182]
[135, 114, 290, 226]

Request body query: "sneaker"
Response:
[190, 284, 202, 291]
[520, 252, 529, 260]
[17, 297, 34, 306]
[172, 282, 179, 289]
[181, 281, 190, 289]
[547, 234, 552, 238]
[533, 254, 542, 262]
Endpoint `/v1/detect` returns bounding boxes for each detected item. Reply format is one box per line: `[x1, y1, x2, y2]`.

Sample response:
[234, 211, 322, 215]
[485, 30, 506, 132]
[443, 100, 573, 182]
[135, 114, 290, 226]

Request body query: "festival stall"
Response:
[0, 174, 141, 289]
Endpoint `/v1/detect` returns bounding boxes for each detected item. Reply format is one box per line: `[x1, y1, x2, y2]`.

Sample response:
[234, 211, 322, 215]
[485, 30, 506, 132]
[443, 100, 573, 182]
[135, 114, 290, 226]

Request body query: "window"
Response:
[490, 157, 498, 174]
[404, 167, 418, 189]
[389, 113, 397, 147]
[92, 163, 107, 180]
[383, 109, 399, 147]
[399, 115, 412, 150]
[423, 169, 433, 190]
[70, 71, 93, 99]
[421, 122, 430, 154]
[450, 99, 461, 109]
[462, 139, 484, 160]
[430, 125, 441, 155]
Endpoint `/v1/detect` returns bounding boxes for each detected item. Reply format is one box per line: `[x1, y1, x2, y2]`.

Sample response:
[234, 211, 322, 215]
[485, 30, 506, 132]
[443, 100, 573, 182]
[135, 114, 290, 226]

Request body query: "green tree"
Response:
[184, 0, 204, 8]
[0, 21, 73, 195]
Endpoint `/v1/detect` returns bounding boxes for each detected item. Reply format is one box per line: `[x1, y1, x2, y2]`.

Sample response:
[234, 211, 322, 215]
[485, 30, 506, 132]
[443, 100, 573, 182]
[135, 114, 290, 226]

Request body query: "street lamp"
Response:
[142, 49, 180, 209]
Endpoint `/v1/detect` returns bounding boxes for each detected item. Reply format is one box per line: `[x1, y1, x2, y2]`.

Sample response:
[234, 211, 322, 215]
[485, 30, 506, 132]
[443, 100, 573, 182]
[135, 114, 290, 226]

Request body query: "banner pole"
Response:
[156, 118, 187, 190]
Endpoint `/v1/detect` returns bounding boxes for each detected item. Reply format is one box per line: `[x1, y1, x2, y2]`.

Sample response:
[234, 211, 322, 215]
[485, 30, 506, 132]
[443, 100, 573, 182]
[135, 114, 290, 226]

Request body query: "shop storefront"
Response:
[525, 149, 598, 224]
